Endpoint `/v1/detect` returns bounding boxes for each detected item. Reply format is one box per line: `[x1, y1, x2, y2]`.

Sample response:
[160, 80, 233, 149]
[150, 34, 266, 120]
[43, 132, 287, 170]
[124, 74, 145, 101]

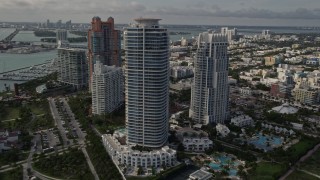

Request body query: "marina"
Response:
[0, 60, 56, 81]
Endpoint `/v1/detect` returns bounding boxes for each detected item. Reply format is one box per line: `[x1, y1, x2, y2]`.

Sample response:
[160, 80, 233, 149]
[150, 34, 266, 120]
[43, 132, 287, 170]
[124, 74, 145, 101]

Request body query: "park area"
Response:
[0, 100, 49, 121]
[286, 147, 320, 180]
[249, 162, 287, 180]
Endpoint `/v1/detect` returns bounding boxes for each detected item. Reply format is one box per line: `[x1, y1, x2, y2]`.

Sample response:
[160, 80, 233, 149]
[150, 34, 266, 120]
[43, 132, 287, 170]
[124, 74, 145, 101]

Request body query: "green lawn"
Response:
[0, 167, 23, 180]
[1, 101, 49, 121]
[1, 107, 20, 120]
[299, 148, 320, 175]
[287, 138, 318, 159]
[249, 162, 287, 180]
[28, 100, 50, 115]
[33, 148, 94, 180]
[286, 170, 318, 180]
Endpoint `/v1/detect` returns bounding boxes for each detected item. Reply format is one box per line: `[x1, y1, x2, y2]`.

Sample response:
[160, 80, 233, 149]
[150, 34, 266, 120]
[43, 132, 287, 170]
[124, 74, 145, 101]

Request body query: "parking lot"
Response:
[39, 129, 61, 153]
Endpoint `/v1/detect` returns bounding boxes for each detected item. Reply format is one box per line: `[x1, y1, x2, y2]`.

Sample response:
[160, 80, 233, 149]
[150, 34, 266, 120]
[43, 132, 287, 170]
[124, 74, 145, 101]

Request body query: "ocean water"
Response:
[0, 50, 57, 92]
[0, 28, 16, 41]
[0, 25, 319, 92]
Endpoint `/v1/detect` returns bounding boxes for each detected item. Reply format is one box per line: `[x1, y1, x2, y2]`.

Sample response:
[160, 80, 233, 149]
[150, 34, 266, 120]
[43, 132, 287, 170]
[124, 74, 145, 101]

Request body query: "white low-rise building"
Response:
[231, 115, 254, 127]
[189, 169, 212, 180]
[182, 137, 213, 152]
[171, 66, 194, 79]
[216, 124, 230, 137]
[102, 134, 177, 169]
[239, 87, 253, 96]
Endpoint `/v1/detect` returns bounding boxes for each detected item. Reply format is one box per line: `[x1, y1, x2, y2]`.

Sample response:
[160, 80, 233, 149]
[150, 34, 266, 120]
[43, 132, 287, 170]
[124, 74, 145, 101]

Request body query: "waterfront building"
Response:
[57, 47, 88, 89]
[56, 29, 68, 45]
[102, 134, 176, 168]
[88, 17, 121, 88]
[189, 31, 229, 124]
[124, 18, 170, 148]
[91, 61, 124, 115]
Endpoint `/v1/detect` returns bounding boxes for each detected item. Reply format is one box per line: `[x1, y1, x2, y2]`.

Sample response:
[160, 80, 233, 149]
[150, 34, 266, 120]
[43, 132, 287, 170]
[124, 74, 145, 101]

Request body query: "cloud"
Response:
[1, 0, 320, 24]
[148, 6, 320, 20]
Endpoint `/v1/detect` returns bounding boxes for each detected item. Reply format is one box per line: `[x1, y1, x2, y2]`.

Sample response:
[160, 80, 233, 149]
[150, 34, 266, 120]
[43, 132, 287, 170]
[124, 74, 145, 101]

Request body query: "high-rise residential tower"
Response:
[88, 16, 121, 89]
[221, 27, 238, 42]
[91, 61, 124, 115]
[57, 46, 88, 89]
[124, 18, 169, 148]
[56, 29, 68, 46]
[189, 31, 229, 124]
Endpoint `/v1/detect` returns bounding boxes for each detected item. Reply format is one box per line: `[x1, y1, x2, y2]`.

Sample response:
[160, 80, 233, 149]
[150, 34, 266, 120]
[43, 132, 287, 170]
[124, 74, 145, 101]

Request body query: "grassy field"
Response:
[33, 148, 94, 180]
[1, 107, 20, 120]
[286, 170, 318, 180]
[29, 103, 48, 115]
[249, 162, 287, 180]
[0, 166, 23, 180]
[1, 101, 49, 121]
[288, 139, 316, 158]
[299, 148, 320, 175]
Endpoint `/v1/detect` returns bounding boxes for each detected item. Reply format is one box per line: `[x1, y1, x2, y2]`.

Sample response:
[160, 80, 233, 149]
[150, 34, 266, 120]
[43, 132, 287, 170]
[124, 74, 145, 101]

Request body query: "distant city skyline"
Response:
[1, 0, 320, 26]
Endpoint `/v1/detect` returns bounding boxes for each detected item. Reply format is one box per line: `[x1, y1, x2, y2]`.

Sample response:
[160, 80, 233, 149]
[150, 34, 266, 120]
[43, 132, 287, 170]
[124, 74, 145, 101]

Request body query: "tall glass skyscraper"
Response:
[124, 18, 169, 148]
[189, 31, 229, 124]
[88, 16, 121, 90]
[57, 47, 88, 89]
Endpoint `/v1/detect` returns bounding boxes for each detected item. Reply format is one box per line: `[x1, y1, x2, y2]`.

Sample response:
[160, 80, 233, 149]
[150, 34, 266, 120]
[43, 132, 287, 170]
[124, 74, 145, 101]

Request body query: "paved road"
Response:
[279, 143, 320, 180]
[214, 139, 260, 156]
[23, 135, 37, 180]
[48, 97, 69, 146]
[299, 169, 320, 178]
[61, 98, 100, 180]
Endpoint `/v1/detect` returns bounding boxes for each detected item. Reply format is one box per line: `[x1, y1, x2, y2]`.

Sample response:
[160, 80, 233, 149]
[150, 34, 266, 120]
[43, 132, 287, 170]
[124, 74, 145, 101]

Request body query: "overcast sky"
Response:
[1, 0, 320, 26]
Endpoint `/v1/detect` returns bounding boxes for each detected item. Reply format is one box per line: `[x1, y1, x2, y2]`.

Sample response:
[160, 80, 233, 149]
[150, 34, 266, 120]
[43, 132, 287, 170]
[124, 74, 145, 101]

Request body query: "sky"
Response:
[1, 0, 320, 26]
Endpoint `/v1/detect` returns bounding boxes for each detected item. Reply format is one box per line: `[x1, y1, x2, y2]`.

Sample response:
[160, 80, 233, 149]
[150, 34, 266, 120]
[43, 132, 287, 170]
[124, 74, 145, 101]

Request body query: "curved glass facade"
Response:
[124, 19, 169, 148]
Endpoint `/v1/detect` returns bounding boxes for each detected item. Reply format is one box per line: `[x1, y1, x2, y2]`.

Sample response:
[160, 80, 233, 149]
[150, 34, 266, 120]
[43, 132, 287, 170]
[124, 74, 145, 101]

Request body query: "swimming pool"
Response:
[229, 169, 238, 176]
[209, 163, 222, 170]
[208, 154, 242, 177]
[249, 133, 283, 151]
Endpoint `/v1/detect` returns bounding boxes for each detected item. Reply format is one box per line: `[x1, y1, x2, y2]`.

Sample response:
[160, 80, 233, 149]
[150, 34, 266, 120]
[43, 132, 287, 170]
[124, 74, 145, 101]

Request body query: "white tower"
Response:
[124, 18, 169, 148]
[189, 31, 229, 124]
[91, 61, 124, 115]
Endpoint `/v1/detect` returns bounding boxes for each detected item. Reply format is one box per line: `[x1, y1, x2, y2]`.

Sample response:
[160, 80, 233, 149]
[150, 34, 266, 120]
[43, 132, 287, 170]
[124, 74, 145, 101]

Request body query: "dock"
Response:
[0, 60, 57, 81]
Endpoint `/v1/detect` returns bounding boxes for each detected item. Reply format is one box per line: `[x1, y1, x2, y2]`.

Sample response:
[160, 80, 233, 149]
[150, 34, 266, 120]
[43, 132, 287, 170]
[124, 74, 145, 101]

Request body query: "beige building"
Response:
[265, 56, 281, 66]
[293, 88, 319, 105]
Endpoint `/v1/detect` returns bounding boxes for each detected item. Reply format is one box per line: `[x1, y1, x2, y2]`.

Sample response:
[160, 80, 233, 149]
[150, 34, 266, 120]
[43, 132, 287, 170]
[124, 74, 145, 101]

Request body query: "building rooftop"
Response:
[189, 169, 212, 180]
[134, 18, 161, 23]
[133, 18, 162, 27]
[271, 103, 298, 114]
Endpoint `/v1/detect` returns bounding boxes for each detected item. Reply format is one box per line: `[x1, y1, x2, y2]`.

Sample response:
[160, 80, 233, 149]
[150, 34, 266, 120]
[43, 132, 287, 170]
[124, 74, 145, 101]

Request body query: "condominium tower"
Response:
[88, 16, 121, 89]
[57, 47, 88, 89]
[91, 61, 124, 115]
[124, 18, 169, 148]
[56, 29, 68, 44]
[189, 31, 229, 124]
